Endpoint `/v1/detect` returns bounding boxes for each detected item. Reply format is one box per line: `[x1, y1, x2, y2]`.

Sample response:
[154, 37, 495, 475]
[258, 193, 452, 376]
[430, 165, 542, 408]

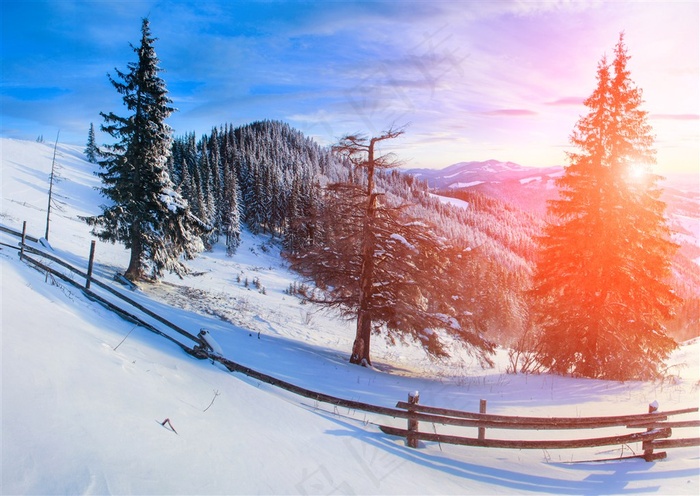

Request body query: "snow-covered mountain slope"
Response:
[2, 138, 699, 494]
[405, 160, 564, 214]
[406, 159, 564, 190]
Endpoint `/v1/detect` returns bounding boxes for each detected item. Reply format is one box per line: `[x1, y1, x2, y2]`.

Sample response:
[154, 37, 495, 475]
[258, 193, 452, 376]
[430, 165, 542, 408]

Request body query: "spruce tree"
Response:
[84, 123, 99, 163]
[87, 18, 206, 281]
[223, 161, 242, 255]
[208, 128, 223, 232]
[531, 34, 679, 380]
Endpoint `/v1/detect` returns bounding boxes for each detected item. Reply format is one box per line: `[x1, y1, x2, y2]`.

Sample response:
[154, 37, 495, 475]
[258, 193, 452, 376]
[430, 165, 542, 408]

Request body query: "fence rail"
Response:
[0, 223, 39, 243]
[3, 220, 699, 463]
[381, 394, 699, 461]
[379, 425, 672, 451]
[392, 402, 697, 429]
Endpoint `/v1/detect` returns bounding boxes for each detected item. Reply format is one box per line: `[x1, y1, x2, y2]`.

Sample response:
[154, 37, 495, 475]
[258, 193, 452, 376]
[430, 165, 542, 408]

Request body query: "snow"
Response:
[449, 180, 484, 189]
[672, 214, 700, 248]
[2, 137, 699, 494]
[198, 328, 224, 356]
[429, 192, 470, 210]
[444, 170, 474, 179]
[390, 233, 417, 253]
[159, 188, 187, 213]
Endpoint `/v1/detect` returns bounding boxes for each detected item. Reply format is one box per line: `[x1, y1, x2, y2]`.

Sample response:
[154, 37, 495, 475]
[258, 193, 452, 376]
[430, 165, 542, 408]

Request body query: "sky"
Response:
[1, 0, 698, 173]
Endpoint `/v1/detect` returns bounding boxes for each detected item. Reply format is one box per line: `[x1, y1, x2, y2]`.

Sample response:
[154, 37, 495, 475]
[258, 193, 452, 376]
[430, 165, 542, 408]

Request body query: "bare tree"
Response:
[334, 128, 404, 365]
[287, 128, 495, 367]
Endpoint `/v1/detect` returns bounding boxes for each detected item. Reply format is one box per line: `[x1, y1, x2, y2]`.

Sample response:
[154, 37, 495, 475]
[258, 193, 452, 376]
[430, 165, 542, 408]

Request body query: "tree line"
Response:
[168, 120, 328, 255]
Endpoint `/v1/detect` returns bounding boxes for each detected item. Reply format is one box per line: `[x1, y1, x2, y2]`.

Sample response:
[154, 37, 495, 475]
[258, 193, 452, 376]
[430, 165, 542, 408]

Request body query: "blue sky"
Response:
[2, 0, 698, 172]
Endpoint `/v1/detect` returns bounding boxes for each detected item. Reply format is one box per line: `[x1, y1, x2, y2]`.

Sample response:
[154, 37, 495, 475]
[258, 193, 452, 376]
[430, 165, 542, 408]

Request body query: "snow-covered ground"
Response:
[2, 137, 699, 494]
[449, 180, 484, 189]
[672, 214, 700, 249]
[429, 192, 470, 210]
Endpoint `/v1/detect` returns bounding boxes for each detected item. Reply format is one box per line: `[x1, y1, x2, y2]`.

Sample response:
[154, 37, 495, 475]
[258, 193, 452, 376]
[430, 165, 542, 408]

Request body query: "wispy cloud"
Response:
[546, 97, 585, 106]
[481, 109, 538, 117]
[650, 114, 700, 121]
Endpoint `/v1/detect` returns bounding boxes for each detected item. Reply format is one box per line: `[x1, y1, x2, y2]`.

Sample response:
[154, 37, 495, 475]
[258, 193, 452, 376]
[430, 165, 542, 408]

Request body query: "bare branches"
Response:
[332, 126, 406, 172]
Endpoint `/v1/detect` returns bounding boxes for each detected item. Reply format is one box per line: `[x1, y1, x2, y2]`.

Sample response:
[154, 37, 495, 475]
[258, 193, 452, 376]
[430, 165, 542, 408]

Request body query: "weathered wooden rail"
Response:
[4, 220, 699, 463]
[380, 393, 699, 461]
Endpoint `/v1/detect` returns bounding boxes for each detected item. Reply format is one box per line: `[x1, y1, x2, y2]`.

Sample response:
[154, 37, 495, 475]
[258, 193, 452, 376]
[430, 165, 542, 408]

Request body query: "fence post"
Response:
[20, 221, 27, 261]
[407, 391, 420, 448]
[478, 399, 487, 441]
[86, 240, 96, 289]
[643, 400, 665, 462]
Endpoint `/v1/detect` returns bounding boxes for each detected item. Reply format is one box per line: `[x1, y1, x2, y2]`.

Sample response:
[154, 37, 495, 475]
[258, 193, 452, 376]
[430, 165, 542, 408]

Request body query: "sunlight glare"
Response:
[626, 162, 649, 183]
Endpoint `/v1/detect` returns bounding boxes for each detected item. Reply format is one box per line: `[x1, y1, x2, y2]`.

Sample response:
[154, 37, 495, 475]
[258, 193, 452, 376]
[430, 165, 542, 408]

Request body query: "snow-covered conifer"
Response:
[86, 18, 207, 280]
[84, 123, 99, 163]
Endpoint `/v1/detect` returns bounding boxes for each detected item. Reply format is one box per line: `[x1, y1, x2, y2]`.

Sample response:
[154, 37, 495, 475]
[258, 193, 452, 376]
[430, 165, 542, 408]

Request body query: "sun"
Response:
[626, 162, 650, 183]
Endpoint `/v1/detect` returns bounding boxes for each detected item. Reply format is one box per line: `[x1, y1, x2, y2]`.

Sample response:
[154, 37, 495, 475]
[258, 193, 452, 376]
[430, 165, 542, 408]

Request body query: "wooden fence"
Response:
[3, 221, 699, 463]
[380, 393, 699, 461]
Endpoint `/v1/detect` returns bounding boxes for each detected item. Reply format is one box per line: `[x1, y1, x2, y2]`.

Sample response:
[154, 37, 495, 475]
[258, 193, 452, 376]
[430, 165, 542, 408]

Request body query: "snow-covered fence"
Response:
[0, 222, 40, 243]
[6, 221, 698, 464]
[382, 397, 699, 462]
[4, 223, 203, 352]
[21, 245, 200, 341]
[19, 248, 201, 352]
[0, 222, 39, 258]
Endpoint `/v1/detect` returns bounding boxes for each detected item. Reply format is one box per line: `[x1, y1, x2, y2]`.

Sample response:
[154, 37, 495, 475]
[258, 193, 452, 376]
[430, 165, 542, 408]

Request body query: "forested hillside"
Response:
[167, 120, 697, 349]
[169, 121, 330, 254]
[433, 169, 700, 343]
[167, 121, 538, 347]
[375, 172, 538, 344]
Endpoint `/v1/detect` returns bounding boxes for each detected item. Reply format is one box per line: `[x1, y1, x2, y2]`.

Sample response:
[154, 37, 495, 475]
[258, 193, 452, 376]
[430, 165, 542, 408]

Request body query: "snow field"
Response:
[2, 137, 699, 494]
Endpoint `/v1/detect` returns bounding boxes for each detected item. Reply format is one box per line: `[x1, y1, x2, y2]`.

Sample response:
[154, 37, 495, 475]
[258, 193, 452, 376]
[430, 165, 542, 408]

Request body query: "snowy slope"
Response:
[405, 160, 563, 191]
[405, 160, 563, 215]
[2, 138, 699, 494]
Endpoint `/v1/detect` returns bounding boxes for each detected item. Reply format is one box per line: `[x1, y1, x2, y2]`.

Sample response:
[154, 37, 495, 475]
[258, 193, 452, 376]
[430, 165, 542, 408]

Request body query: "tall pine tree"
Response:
[531, 34, 679, 380]
[87, 18, 206, 281]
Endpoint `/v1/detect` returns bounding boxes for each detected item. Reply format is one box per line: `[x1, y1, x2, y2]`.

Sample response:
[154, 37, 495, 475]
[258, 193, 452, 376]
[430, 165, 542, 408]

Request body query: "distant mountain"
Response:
[405, 161, 699, 239]
[405, 159, 563, 187]
[404, 159, 564, 215]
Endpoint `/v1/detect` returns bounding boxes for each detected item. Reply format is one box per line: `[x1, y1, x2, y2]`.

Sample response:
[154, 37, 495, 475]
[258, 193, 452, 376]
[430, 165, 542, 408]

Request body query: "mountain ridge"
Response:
[404, 160, 564, 215]
[404, 159, 699, 218]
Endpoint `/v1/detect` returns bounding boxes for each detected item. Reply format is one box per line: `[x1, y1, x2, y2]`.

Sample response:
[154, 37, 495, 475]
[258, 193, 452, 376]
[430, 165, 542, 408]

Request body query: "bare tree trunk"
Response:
[125, 225, 144, 281]
[349, 137, 379, 367]
[351, 192, 378, 366]
[350, 312, 372, 366]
